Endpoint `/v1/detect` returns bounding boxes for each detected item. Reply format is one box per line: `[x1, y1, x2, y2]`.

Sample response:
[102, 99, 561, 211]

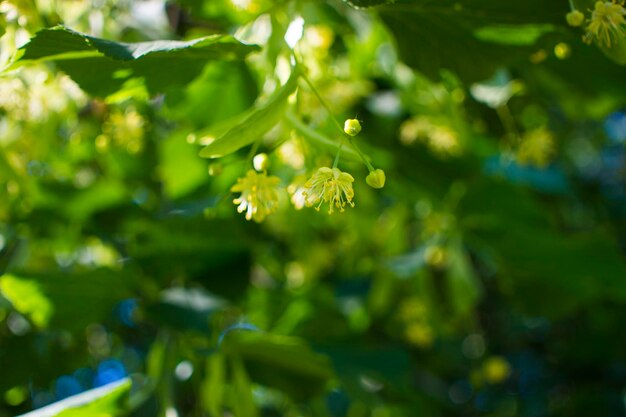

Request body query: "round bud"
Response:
[566, 10, 585, 27]
[424, 245, 446, 267]
[208, 163, 223, 176]
[366, 169, 386, 189]
[253, 153, 270, 171]
[344, 119, 362, 136]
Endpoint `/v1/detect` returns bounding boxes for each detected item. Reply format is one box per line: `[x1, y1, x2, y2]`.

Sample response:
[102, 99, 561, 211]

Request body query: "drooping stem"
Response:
[349, 137, 375, 172]
[246, 137, 262, 166]
[496, 103, 520, 143]
[300, 69, 345, 135]
[333, 143, 343, 169]
[298, 62, 375, 172]
[285, 110, 358, 157]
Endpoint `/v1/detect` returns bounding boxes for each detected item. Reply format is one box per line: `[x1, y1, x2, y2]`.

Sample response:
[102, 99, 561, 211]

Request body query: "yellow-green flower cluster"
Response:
[582, 1, 626, 47]
[227, 118, 386, 220]
[231, 170, 281, 222]
[517, 128, 555, 168]
[302, 167, 355, 214]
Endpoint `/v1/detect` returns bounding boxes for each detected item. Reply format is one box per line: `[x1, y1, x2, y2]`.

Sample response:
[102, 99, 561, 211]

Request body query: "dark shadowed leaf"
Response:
[0, 269, 134, 331]
[221, 332, 334, 400]
[379, 0, 567, 82]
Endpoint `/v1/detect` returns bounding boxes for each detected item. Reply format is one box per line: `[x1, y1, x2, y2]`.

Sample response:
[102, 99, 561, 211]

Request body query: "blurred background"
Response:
[2, 0, 626, 416]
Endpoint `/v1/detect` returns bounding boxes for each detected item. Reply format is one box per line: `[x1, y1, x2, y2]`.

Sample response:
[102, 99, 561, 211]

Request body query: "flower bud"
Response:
[366, 169, 386, 189]
[344, 119, 362, 136]
[566, 10, 584, 27]
[253, 153, 269, 171]
[208, 162, 223, 176]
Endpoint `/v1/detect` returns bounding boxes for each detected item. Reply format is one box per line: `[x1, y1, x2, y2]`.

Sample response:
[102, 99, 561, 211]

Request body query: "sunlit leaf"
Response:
[11, 26, 259, 96]
[0, 274, 54, 327]
[158, 132, 209, 199]
[198, 67, 300, 158]
[16, 378, 131, 417]
[473, 24, 555, 46]
[202, 354, 226, 416]
[230, 357, 258, 417]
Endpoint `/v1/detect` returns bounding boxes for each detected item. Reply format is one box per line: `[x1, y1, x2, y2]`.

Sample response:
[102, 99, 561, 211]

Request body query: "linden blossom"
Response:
[230, 170, 281, 222]
[584, 1, 626, 48]
[302, 167, 355, 214]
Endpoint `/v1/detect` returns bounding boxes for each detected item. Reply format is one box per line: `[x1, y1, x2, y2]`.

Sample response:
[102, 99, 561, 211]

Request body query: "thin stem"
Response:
[284, 110, 358, 157]
[349, 138, 375, 172]
[333, 143, 343, 169]
[299, 70, 345, 134]
[246, 138, 262, 167]
[297, 61, 375, 172]
[156, 331, 176, 417]
[496, 103, 520, 143]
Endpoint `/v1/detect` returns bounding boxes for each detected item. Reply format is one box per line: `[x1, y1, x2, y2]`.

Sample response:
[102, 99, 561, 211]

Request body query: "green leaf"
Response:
[461, 182, 626, 319]
[158, 132, 209, 200]
[522, 38, 626, 118]
[343, 0, 394, 7]
[0, 274, 54, 327]
[446, 240, 482, 318]
[571, 0, 594, 8]
[34, 180, 128, 221]
[221, 332, 334, 400]
[165, 61, 259, 129]
[473, 24, 555, 46]
[596, 34, 626, 66]
[380, 0, 567, 82]
[11, 26, 259, 97]
[321, 345, 413, 396]
[16, 378, 131, 417]
[198, 67, 300, 158]
[201, 354, 226, 416]
[230, 357, 258, 417]
[123, 217, 251, 299]
[1, 269, 133, 330]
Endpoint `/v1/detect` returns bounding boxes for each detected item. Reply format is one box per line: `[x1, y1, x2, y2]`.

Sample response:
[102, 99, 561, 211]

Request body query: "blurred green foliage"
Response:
[2, 0, 626, 416]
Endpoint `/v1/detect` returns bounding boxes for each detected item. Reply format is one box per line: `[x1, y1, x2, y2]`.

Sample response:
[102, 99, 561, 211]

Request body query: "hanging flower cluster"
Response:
[230, 169, 281, 222]
[584, 1, 626, 47]
[567, 1, 626, 48]
[228, 116, 386, 222]
[222, 54, 389, 222]
[517, 128, 555, 168]
[302, 167, 355, 214]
